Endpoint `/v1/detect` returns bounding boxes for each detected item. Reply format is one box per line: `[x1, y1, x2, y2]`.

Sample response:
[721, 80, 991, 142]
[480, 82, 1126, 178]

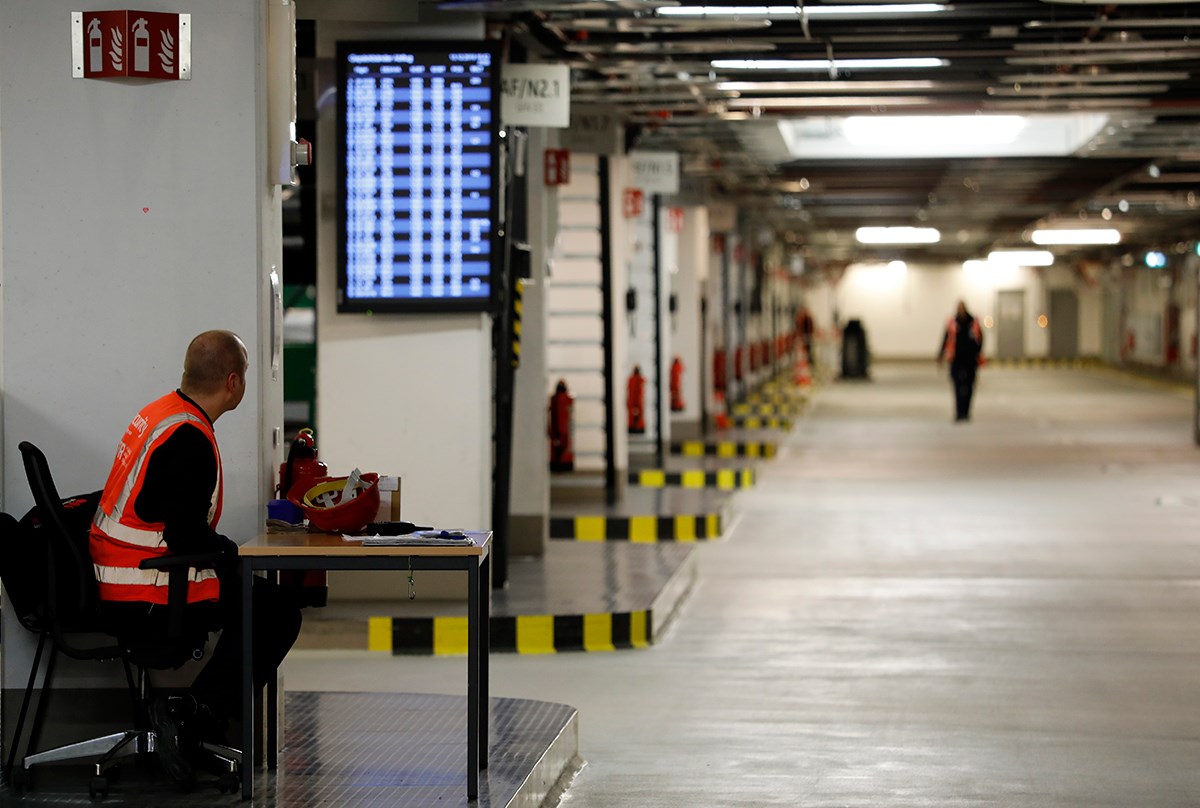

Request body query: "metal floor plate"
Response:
[0, 692, 578, 808]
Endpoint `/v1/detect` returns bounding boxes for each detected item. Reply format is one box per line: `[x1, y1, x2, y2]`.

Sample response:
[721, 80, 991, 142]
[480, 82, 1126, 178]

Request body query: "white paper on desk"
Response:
[345, 530, 476, 546]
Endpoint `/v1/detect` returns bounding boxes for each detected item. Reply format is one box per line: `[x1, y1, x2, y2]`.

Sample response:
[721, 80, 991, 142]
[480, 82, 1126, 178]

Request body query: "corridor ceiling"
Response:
[434, 0, 1200, 270]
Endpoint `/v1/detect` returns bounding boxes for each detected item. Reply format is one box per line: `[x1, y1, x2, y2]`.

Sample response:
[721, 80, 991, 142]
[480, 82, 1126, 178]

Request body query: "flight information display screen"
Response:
[336, 42, 499, 313]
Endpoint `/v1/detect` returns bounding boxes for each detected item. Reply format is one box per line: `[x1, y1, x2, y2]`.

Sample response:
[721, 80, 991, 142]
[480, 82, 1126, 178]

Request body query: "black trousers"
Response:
[951, 365, 977, 420]
[100, 573, 302, 721]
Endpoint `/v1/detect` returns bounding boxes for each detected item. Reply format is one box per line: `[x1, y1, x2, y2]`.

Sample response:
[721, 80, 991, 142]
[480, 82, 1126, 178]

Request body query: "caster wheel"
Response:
[88, 775, 108, 800]
[217, 773, 240, 794]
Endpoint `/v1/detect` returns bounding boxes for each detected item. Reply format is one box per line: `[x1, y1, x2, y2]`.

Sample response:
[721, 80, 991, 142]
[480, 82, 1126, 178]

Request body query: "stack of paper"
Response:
[346, 530, 476, 546]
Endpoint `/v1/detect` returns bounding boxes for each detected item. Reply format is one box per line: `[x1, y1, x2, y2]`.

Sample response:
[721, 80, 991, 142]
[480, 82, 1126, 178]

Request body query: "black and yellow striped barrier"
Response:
[723, 415, 793, 430]
[671, 440, 777, 459]
[986, 357, 1099, 370]
[629, 468, 755, 490]
[731, 402, 803, 417]
[372, 611, 652, 655]
[549, 513, 722, 542]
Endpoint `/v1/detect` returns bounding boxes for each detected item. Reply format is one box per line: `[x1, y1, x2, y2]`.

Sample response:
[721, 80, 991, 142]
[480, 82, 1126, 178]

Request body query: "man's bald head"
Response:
[181, 330, 248, 397]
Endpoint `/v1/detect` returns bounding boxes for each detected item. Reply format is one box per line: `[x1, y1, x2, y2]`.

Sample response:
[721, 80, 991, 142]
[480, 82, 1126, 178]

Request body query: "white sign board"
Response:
[709, 202, 737, 232]
[631, 151, 680, 195]
[500, 64, 570, 128]
[563, 104, 624, 155]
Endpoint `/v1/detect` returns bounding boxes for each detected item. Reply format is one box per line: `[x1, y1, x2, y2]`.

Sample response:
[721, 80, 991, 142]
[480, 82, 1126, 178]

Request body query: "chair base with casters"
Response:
[5, 440, 244, 797]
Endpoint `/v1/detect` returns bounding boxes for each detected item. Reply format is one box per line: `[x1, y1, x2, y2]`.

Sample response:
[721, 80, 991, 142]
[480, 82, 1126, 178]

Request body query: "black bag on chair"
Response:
[1, 491, 101, 631]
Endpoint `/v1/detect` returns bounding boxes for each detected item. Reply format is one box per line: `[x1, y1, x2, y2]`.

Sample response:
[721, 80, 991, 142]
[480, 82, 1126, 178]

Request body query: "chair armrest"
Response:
[139, 552, 223, 571]
[138, 552, 226, 640]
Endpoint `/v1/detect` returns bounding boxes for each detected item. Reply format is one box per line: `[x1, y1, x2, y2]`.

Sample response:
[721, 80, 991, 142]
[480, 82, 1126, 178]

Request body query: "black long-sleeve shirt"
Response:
[131, 390, 237, 558]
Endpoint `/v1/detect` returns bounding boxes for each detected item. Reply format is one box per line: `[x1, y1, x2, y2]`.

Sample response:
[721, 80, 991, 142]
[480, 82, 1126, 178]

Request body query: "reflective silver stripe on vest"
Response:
[93, 562, 218, 588]
[111, 411, 208, 519]
[93, 510, 164, 549]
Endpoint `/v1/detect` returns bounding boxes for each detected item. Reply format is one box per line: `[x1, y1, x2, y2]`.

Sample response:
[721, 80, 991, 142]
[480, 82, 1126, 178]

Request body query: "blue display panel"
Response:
[336, 42, 499, 313]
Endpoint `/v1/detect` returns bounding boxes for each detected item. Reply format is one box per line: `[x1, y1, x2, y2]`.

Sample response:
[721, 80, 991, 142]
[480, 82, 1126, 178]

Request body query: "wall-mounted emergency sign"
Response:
[544, 149, 570, 187]
[623, 188, 645, 219]
[71, 11, 191, 80]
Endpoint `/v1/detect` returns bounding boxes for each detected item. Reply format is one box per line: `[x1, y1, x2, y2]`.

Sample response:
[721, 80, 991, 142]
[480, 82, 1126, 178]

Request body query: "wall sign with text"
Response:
[71, 10, 192, 80]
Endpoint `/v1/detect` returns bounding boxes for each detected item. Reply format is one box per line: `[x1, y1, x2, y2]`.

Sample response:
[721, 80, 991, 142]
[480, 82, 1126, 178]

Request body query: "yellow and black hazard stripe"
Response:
[725, 415, 793, 430]
[671, 440, 777, 459]
[629, 468, 755, 490]
[731, 402, 803, 417]
[549, 513, 722, 542]
[511, 279, 524, 369]
[372, 611, 653, 655]
[987, 356, 1099, 370]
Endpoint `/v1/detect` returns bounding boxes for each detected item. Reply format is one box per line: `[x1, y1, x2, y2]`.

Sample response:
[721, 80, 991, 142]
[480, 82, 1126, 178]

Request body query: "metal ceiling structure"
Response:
[435, 0, 1200, 271]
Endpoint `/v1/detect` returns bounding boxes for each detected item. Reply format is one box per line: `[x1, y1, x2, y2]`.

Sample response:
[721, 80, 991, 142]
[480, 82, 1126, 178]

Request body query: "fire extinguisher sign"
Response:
[72, 10, 192, 81]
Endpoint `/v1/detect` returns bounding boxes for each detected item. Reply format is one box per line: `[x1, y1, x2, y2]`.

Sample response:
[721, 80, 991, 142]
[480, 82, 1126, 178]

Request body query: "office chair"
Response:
[5, 441, 241, 798]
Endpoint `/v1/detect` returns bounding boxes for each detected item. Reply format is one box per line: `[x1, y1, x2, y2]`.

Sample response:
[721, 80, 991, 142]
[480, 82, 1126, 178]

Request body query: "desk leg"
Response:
[467, 560, 479, 800]
[267, 570, 279, 770]
[240, 560, 254, 800]
[480, 553, 490, 769]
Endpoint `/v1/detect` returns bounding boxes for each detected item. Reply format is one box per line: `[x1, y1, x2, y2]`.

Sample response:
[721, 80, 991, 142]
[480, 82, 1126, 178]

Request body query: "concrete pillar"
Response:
[0, 0, 280, 737]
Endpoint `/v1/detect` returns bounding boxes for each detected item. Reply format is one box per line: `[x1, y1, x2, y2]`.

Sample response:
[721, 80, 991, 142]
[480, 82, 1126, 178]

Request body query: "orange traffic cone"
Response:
[794, 344, 812, 387]
[714, 390, 731, 430]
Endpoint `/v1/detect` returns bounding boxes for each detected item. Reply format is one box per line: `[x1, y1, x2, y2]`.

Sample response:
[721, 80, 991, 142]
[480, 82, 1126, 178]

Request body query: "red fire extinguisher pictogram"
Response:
[713, 348, 727, 393]
[278, 428, 330, 607]
[549, 380, 575, 472]
[627, 365, 647, 434]
[670, 356, 685, 412]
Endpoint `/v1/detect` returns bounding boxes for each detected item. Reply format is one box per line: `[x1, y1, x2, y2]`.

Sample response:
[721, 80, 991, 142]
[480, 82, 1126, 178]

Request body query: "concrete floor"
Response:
[285, 363, 1200, 807]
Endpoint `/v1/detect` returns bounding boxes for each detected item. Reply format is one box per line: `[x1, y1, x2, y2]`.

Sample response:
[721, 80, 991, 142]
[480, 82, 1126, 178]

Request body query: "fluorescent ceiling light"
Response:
[856, 227, 941, 245]
[1031, 228, 1121, 245]
[718, 80, 937, 93]
[711, 58, 949, 71]
[844, 115, 1027, 147]
[988, 249, 1054, 266]
[727, 96, 934, 109]
[661, 4, 948, 18]
[777, 113, 1107, 159]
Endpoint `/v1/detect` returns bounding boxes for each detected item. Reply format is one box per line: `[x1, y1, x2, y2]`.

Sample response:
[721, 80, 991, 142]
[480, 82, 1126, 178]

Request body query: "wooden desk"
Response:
[237, 531, 492, 801]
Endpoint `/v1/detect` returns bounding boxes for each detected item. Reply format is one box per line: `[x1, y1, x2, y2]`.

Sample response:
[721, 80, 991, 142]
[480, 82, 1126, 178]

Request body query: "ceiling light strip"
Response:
[1031, 229, 1121, 245]
[660, 4, 949, 18]
[712, 57, 949, 70]
[856, 227, 941, 244]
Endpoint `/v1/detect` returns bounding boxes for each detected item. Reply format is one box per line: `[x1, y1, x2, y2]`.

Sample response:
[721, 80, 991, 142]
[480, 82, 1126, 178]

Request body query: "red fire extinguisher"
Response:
[670, 356, 685, 412]
[713, 348, 726, 393]
[548, 380, 575, 472]
[278, 428, 329, 608]
[627, 365, 646, 434]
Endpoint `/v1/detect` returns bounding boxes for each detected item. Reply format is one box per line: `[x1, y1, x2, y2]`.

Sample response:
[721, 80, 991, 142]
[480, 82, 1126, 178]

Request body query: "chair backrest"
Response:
[0, 511, 46, 631]
[17, 442, 108, 643]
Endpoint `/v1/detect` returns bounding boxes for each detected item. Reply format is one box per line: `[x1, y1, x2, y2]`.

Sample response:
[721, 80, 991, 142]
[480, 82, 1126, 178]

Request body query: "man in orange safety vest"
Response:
[91, 330, 301, 787]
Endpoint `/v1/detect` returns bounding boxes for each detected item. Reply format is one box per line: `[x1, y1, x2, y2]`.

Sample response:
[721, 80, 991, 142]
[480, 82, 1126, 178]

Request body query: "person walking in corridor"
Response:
[939, 300, 984, 421]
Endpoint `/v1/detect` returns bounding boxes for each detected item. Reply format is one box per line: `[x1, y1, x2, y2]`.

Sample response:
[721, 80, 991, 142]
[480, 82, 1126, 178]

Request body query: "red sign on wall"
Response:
[544, 149, 570, 187]
[76, 11, 190, 80]
[668, 206, 685, 234]
[623, 188, 645, 219]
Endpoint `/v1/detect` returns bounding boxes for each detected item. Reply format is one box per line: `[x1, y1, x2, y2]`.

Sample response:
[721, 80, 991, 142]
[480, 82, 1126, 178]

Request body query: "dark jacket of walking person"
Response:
[939, 301, 984, 421]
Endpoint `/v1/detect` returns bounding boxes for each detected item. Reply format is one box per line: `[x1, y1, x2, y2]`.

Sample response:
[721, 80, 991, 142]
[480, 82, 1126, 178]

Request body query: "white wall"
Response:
[671, 205, 706, 420]
[834, 260, 1106, 360]
[1, 0, 279, 681]
[313, 14, 491, 531]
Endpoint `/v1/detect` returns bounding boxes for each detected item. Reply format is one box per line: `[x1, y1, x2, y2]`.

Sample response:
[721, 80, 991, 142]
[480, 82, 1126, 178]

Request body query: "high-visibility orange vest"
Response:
[942, 316, 983, 363]
[90, 392, 222, 604]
